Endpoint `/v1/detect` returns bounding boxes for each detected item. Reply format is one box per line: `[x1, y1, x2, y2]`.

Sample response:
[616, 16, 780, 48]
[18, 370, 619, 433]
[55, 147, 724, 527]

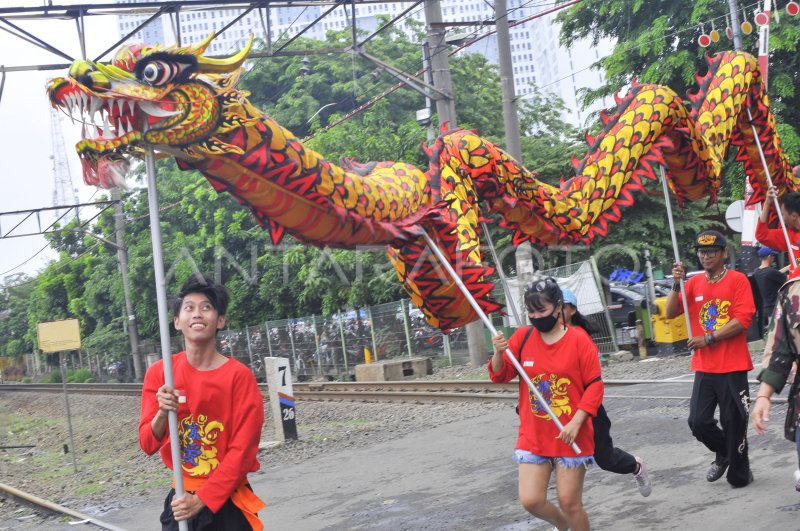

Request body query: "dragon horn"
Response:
[193, 33, 215, 55]
[197, 35, 253, 74]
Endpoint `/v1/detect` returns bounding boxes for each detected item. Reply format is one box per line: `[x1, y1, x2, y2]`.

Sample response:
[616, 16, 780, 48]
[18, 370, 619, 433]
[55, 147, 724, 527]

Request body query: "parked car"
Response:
[608, 286, 645, 328]
[622, 282, 670, 298]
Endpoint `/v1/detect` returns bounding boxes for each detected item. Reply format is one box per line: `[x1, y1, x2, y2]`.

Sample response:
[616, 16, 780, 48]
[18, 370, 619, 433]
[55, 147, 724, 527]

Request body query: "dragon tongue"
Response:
[81, 156, 101, 187]
[82, 154, 130, 189]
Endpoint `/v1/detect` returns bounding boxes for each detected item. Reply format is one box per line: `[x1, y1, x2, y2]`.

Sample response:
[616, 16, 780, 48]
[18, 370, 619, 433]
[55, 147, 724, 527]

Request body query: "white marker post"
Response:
[264, 357, 298, 441]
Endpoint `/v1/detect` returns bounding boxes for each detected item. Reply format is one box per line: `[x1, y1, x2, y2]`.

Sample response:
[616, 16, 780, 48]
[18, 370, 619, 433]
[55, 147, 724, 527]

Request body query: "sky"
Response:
[0, 3, 118, 283]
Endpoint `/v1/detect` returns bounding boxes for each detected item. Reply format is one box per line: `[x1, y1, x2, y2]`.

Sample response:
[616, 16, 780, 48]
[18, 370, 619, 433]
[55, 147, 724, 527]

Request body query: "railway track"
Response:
[0, 378, 760, 403]
[0, 483, 126, 530]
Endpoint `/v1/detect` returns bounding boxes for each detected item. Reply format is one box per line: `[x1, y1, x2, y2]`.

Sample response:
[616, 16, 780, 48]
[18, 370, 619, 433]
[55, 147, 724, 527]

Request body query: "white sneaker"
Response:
[634, 456, 652, 497]
[793, 469, 800, 492]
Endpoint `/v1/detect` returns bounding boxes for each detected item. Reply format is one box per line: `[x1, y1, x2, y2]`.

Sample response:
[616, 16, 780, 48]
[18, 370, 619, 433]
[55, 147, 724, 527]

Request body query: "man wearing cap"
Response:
[666, 229, 756, 488]
[753, 246, 788, 332]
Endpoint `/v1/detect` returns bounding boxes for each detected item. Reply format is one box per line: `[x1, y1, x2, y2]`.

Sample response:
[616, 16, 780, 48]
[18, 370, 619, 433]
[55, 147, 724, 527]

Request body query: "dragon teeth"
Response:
[89, 95, 103, 115]
[128, 100, 136, 115]
[102, 113, 111, 137]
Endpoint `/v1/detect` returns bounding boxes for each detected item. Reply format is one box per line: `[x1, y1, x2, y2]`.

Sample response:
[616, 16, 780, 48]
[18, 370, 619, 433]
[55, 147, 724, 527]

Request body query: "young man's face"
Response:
[780, 206, 800, 231]
[173, 292, 226, 342]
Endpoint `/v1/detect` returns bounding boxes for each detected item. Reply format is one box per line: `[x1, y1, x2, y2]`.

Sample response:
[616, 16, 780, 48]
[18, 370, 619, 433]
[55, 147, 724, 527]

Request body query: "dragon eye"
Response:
[141, 60, 181, 86]
[133, 53, 198, 86]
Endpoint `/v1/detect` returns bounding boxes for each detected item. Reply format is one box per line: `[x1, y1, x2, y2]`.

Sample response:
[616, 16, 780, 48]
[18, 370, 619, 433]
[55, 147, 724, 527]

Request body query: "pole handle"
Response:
[659, 167, 695, 351]
[746, 107, 797, 267]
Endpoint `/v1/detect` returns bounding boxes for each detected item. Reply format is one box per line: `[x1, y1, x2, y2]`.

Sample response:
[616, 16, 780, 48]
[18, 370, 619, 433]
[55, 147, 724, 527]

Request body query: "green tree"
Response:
[553, 1, 800, 275]
[557, 0, 800, 132]
[0, 278, 35, 357]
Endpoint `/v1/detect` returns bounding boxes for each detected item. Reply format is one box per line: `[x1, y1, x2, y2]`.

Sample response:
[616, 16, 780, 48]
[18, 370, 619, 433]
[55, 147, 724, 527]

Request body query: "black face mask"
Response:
[530, 308, 560, 333]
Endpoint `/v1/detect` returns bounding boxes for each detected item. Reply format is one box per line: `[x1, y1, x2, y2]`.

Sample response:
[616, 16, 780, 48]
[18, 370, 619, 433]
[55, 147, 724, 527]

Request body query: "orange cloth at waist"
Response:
[173, 475, 265, 531]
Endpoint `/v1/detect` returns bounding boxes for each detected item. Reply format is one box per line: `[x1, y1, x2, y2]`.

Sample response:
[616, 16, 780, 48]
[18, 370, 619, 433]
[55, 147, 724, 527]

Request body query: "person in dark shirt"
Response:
[753, 246, 788, 331]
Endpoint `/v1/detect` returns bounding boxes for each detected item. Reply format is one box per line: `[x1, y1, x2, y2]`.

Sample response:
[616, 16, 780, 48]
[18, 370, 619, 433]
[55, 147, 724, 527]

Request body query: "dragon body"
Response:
[47, 35, 799, 330]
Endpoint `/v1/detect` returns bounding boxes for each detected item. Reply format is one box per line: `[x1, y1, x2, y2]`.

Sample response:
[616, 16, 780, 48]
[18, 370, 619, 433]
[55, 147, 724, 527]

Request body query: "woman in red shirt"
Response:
[490, 278, 603, 531]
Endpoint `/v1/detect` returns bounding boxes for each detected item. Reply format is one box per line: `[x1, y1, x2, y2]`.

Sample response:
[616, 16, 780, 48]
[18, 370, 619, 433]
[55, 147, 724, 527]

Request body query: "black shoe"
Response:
[731, 470, 754, 489]
[706, 458, 729, 482]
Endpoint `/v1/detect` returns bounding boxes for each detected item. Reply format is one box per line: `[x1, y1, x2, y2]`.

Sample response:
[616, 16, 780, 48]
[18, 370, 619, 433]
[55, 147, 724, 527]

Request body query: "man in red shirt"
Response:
[755, 186, 800, 261]
[139, 274, 265, 530]
[666, 230, 755, 488]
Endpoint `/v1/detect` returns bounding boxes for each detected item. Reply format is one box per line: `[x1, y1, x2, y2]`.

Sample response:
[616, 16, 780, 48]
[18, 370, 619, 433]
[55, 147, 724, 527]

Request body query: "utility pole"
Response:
[495, 0, 536, 327]
[727, 0, 743, 51]
[495, 0, 522, 161]
[425, 0, 494, 365]
[112, 188, 143, 382]
[424, 0, 457, 127]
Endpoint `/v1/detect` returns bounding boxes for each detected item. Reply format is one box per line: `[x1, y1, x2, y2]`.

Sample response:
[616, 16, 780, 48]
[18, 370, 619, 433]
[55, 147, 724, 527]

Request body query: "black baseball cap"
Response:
[694, 230, 727, 249]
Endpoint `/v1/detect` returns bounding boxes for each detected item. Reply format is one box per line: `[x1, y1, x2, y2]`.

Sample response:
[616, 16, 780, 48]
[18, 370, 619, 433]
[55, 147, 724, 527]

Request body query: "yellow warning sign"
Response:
[36, 319, 81, 353]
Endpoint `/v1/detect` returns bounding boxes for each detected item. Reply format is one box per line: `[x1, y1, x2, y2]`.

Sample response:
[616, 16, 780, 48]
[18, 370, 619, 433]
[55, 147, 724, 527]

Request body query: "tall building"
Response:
[115, 1, 613, 127]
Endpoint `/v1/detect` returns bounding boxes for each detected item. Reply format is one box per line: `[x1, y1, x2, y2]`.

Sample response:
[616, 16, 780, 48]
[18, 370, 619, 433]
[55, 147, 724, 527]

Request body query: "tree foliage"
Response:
[552, 0, 800, 275]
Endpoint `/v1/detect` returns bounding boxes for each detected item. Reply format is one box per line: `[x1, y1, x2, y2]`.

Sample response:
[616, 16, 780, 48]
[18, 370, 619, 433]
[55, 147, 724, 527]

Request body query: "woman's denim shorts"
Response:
[514, 449, 595, 469]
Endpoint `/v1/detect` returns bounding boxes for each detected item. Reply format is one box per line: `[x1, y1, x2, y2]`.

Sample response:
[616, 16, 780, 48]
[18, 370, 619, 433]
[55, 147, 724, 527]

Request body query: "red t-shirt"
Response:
[755, 220, 800, 257]
[488, 326, 603, 458]
[676, 270, 755, 373]
[138, 353, 264, 512]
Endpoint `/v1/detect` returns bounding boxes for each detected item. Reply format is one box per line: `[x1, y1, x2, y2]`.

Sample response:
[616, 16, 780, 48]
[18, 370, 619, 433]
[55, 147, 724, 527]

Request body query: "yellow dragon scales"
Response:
[46, 35, 799, 330]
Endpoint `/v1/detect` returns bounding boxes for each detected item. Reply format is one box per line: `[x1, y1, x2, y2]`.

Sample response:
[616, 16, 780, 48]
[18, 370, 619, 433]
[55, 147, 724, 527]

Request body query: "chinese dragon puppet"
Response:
[46, 34, 799, 330]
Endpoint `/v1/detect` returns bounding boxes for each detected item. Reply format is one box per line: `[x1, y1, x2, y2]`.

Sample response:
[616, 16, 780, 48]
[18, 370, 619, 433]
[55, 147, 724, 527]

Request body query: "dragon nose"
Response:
[68, 60, 109, 91]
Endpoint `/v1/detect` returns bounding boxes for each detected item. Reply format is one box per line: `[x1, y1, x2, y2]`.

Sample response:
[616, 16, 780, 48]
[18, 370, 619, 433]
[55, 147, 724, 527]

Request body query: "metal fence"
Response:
[539, 259, 618, 354]
[499, 259, 619, 354]
[16, 259, 621, 383]
[138, 300, 472, 382]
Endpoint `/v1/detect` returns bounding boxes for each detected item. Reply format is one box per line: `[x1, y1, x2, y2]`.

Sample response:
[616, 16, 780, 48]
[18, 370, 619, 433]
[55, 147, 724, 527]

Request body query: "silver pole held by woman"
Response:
[145, 147, 189, 531]
[421, 230, 580, 454]
[481, 219, 523, 327]
[659, 166, 694, 347]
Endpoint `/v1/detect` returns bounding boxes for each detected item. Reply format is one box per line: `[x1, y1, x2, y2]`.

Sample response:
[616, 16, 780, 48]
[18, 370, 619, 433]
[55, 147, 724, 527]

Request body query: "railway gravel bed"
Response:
[0, 353, 698, 528]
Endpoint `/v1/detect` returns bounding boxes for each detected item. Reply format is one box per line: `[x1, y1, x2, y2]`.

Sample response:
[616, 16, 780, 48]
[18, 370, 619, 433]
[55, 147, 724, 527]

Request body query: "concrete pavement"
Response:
[105, 378, 800, 530]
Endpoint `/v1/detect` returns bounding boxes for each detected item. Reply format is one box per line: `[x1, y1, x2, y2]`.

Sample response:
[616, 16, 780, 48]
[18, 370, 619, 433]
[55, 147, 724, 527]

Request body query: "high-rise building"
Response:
[115, 1, 614, 127]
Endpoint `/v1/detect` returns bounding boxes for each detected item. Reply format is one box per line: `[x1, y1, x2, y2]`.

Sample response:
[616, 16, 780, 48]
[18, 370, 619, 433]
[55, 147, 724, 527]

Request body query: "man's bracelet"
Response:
[671, 282, 681, 292]
[704, 332, 716, 346]
[756, 395, 771, 401]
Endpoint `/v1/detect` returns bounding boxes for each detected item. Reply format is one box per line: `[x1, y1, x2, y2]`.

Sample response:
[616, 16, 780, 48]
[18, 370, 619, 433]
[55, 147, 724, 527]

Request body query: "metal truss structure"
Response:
[0, 200, 117, 240]
[0, 1, 454, 71]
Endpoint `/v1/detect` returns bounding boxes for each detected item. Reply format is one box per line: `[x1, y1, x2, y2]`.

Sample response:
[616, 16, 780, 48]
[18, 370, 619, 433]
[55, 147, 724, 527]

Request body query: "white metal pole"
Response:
[745, 107, 797, 266]
[481, 219, 523, 326]
[421, 230, 580, 453]
[145, 147, 188, 531]
[659, 166, 694, 346]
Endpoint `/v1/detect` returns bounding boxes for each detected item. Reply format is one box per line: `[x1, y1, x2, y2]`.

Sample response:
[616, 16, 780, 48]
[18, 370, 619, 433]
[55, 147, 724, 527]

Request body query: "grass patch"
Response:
[341, 419, 372, 426]
[75, 483, 105, 496]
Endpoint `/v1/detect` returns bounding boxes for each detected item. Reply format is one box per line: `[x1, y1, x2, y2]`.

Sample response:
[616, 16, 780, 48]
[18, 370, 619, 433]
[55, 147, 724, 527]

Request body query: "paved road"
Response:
[101, 368, 800, 530]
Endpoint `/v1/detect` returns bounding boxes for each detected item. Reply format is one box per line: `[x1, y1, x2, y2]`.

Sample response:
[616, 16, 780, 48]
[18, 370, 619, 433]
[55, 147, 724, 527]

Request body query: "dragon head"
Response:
[46, 33, 252, 188]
